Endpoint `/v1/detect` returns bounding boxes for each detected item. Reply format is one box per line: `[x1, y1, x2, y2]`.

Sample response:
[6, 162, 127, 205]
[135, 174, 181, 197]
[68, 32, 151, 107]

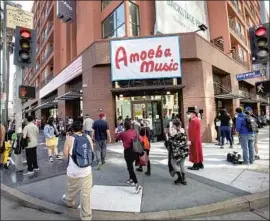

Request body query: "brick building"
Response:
[22, 1, 269, 142]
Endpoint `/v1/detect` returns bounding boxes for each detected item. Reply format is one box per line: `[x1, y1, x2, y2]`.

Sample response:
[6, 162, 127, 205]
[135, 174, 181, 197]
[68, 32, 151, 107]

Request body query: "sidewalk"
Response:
[1, 127, 269, 218]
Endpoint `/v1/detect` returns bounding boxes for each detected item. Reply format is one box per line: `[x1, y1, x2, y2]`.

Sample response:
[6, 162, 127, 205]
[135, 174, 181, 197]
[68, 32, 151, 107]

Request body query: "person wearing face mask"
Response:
[187, 108, 204, 170]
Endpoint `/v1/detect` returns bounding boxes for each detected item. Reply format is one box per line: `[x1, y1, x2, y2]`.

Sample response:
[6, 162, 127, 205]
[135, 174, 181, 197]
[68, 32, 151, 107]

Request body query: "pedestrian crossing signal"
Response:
[19, 85, 36, 99]
[255, 80, 270, 95]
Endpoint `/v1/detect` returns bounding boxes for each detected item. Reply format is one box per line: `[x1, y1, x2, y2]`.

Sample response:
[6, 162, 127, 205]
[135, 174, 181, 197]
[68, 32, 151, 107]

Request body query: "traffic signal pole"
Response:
[14, 66, 23, 134]
[2, 0, 8, 126]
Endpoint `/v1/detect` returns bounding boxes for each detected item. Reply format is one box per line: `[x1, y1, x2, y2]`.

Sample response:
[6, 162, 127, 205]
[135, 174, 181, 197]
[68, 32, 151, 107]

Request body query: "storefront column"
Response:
[182, 60, 215, 142]
[83, 66, 115, 139]
[57, 84, 67, 120]
[256, 102, 261, 115]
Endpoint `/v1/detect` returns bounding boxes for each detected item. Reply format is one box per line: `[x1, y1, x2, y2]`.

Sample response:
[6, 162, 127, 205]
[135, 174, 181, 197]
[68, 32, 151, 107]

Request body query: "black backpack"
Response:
[245, 115, 258, 132]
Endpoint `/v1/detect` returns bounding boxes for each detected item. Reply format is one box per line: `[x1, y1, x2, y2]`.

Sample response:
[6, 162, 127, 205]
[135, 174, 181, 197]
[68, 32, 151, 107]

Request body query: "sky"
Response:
[7, 0, 270, 107]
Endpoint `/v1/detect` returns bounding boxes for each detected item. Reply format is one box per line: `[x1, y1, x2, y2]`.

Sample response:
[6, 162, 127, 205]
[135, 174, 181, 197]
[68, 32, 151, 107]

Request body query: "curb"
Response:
[1, 183, 269, 220]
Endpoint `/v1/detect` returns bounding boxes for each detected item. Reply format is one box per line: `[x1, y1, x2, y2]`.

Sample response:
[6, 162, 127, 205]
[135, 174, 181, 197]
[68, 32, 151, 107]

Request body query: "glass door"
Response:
[151, 101, 163, 141]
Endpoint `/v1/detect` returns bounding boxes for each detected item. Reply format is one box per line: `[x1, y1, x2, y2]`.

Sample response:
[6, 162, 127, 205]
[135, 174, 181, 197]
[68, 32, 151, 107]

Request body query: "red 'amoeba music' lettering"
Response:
[114, 46, 179, 72]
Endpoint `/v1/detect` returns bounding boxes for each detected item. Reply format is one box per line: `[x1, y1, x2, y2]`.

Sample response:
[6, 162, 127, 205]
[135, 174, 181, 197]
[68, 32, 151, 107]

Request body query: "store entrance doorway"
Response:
[131, 100, 163, 141]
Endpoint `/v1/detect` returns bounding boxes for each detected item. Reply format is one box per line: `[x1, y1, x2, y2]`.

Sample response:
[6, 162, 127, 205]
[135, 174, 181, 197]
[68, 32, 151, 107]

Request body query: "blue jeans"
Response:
[239, 134, 255, 164]
[220, 126, 233, 146]
[84, 130, 92, 137]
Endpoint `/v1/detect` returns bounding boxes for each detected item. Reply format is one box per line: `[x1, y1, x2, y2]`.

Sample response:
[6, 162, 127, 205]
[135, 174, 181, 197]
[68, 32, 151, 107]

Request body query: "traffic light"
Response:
[19, 85, 36, 99]
[249, 23, 270, 64]
[14, 26, 37, 67]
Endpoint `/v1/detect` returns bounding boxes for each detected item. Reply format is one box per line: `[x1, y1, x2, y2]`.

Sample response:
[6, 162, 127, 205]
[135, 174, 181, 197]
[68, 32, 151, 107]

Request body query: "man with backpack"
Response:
[235, 107, 257, 165]
[62, 121, 94, 220]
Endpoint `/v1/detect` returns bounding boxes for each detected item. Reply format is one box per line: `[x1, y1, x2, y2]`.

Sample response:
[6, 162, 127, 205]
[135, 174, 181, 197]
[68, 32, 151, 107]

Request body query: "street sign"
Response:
[236, 70, 263, 81]
[6, 5, 34, 29]
[255, 80, 270, 95]
[19, 85, 35, 99]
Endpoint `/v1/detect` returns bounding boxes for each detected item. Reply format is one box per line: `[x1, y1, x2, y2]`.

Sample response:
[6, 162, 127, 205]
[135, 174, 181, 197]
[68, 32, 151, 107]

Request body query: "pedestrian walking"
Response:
[62, 121, 94, 220]
[92, 113, 111, 170]
[187, 108, 204, 170]
[136, 119, 151, 175]
[218, 109, 233, 149]
[235, 107, 257, 165]
[22, 116, 39, 175]
[0, 122, 6, 167]
[167, 119, 189, 185]
[44, 117, 62, 162]
[115, 119, 143, 194]
[83, 114, 94, 137]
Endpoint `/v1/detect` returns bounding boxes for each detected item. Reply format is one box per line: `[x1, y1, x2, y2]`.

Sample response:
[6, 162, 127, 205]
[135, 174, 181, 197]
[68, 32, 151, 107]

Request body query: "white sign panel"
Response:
[6, 5, 34, 29]
[110, 36, 181, 81]
[155, 1, 210, 40]
[39, 56, 82, 99]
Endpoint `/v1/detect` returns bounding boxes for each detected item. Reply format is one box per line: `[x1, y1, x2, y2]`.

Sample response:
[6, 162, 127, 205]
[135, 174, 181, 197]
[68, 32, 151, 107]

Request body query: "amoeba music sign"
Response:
[110, 36, 182, 81]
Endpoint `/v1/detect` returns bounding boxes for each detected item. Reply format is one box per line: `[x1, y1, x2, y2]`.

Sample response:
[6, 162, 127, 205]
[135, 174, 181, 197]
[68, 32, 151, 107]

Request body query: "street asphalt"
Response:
[0, 126, 269, 215]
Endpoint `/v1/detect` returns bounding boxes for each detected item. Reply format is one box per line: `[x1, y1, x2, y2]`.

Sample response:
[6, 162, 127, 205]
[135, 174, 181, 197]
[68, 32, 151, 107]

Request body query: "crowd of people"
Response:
[0, 105, 267, 220]
[214, 106, 266, 164]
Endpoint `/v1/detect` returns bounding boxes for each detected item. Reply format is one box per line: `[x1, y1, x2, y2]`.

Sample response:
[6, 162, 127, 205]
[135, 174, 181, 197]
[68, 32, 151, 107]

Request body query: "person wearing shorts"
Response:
[44, 117, 62, 162]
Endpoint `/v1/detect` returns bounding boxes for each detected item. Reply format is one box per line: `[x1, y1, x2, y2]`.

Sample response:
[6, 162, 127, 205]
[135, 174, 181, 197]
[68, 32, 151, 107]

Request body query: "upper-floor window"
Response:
[239, 48, 245, 61]
[101, 0, 112, 11]
[129, 1, 140, 37]
[102, 3, 125, 39]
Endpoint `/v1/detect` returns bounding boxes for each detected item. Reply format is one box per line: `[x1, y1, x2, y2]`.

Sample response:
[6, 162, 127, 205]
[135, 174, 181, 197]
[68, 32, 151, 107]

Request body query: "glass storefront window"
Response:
[102, 3, 125, 39]
[115, 94, 179, 121]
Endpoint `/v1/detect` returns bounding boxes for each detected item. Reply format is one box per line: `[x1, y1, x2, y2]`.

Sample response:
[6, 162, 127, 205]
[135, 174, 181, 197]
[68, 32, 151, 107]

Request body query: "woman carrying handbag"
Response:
[136, 120, 151, 175]
[115, 119, 143, 194]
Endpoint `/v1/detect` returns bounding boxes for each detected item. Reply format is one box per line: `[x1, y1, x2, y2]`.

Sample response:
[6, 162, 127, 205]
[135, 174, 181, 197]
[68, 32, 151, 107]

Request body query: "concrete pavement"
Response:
[1, 126, 269, 219]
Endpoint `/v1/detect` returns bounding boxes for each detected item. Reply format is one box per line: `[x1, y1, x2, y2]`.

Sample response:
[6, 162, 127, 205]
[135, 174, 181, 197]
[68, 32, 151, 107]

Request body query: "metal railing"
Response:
[232, 53, 249, 69]
[239, 90, 256, 100]
[229, 19, 246, 43]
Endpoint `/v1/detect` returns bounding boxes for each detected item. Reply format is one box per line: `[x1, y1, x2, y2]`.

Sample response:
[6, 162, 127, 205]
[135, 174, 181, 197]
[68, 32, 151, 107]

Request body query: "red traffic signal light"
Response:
[20, 29, 31, 38]
[14, 26, 37, 67]
[255, 27, 267, 37]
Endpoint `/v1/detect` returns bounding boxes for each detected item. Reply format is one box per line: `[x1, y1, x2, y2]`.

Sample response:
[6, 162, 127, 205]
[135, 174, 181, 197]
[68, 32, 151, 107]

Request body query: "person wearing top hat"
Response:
[187, 107, 204, 170]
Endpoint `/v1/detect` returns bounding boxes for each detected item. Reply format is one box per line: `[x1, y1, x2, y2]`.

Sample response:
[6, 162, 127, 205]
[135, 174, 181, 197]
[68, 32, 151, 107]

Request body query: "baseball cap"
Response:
[99, 112, 105, 118]
[245, 107, 253, 112]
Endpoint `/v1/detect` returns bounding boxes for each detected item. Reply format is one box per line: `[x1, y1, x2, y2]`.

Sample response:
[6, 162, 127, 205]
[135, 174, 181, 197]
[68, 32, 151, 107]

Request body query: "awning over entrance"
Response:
[55, 91, 82, 101]
[215, 93, 245, 99]
[111, 85, 185, 96]
[32, 100, 58, 111]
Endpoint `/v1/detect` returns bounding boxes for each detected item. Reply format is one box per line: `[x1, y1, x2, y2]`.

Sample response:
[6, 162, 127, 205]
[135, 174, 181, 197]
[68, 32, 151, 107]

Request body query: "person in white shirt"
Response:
[62, 121, 94, 220]
[22, 116, 39, 176]
[147, 114, 153, 141]
[83, 114, 94, 137]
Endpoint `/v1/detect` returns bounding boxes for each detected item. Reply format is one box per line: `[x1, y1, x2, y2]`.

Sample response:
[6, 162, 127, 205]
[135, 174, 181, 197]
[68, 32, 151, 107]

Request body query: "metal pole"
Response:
[2, 0, 7, 125]
[5, 40, 9, 123]
[15, 66, 23, 133]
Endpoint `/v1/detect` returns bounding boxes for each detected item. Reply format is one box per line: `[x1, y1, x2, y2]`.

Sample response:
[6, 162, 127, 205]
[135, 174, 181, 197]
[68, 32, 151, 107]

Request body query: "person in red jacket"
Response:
[187, 109, 204, 170]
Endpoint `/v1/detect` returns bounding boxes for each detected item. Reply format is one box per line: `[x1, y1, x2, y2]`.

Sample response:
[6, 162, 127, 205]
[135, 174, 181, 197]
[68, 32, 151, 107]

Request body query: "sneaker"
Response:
[126, 179, 135, 186]
[49, 156, 54, 162]
[97, 162, 102, 170]
[23, 171, 34, 176]
[135, 184, 142, 194]
[62, 194, 74, 208]
[33, 168, 40, 171]
[255, 155, 260, 160]
[136, 167, 143, 172]
[145, 171, 151, 176]
[56, 155, 63, 160]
